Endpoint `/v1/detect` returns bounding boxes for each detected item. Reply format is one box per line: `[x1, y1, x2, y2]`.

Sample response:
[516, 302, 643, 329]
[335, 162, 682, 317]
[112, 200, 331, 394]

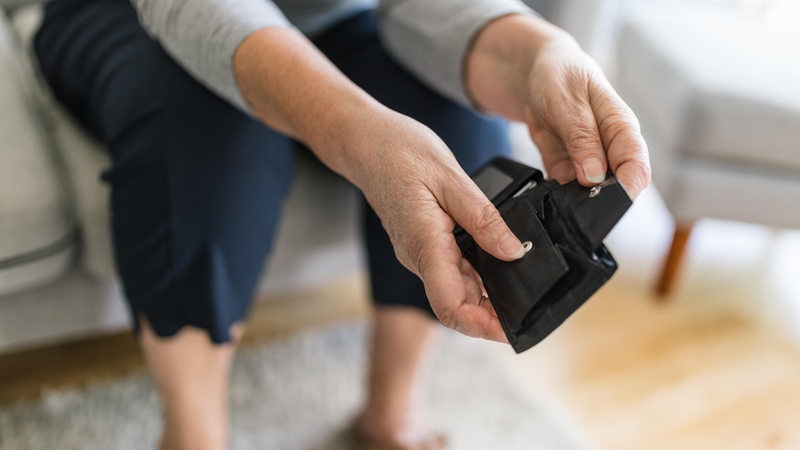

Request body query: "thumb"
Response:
[542, 83, 608, 186]
[439, 176, 526, 261]
[550, 98, 608, 187]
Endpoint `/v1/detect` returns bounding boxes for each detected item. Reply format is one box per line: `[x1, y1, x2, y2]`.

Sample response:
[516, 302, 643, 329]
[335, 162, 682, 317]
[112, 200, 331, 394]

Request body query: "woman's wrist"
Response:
[465, 13, 577, 120]
[311, 102, 406, 186]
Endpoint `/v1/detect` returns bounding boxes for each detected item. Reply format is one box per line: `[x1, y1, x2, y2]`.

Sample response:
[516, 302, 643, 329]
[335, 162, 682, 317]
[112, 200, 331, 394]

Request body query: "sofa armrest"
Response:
[9, 5, 119, 281]
[0, 11, 76, 296]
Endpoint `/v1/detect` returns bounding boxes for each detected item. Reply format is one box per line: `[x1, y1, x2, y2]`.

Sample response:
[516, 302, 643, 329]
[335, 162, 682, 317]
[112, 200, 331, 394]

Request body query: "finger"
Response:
[590, 84, 652, 198]
[424, 261, 508, 342]
[419, 241, 507, 342]
[477, 292, 501, 321]
[460, 261, 497, 320]
[436, 174, 525, 261]
[526, 120, 576, 183]
[525, 83, 607, 187]
[477, 294, 494, 315]
[459, 258, 484, 299]
[454, 304, 508, 343]
[548, 93, 609, 187]
[461, 264, 484, 305]
[613, 157, 651, 199]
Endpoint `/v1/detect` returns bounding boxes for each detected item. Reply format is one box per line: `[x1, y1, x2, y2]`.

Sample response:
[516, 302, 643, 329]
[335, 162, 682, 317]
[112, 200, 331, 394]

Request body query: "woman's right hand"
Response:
[341, 110, 525, 343]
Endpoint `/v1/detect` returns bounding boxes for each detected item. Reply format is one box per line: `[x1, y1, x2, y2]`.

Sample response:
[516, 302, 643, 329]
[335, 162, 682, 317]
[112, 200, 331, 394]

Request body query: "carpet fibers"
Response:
[0, 321, 593, 450]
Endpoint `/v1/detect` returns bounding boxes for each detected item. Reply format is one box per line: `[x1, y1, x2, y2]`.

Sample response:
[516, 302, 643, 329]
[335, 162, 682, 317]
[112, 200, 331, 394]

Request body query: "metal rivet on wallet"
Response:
[522, 241, 534, 253]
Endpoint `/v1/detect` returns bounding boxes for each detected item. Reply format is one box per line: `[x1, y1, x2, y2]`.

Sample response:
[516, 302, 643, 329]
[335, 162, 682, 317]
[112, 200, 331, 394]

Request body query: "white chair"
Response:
[614, 1, 800, 296]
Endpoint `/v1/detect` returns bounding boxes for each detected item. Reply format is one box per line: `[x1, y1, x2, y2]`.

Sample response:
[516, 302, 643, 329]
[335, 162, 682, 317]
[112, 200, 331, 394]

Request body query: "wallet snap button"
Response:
[522, 241, 534, 253]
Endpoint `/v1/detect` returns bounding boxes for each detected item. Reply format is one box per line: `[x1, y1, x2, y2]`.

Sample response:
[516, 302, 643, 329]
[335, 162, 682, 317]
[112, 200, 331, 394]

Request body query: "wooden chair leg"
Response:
[656, 223, 694, 299]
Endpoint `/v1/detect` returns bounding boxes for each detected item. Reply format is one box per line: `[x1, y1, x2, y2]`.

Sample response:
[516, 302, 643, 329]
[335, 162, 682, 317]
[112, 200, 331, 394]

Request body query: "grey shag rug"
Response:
[0, 321, 594, 450]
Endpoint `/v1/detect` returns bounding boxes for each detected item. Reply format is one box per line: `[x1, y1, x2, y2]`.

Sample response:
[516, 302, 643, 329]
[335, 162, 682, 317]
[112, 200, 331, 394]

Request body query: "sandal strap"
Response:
[350, 428, 447, 450]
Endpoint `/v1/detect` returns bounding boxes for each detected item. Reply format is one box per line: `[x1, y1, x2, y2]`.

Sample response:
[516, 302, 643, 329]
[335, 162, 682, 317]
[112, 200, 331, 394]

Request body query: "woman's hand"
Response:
[523, 38, 651, 197]
[343, 111, 525, 343]
[235, 27, 525, 342]
[467, 14, 651, 198]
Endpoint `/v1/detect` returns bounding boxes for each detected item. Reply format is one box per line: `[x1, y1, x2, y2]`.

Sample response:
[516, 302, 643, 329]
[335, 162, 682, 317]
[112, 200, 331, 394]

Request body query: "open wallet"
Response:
[454, 157, 632, 353]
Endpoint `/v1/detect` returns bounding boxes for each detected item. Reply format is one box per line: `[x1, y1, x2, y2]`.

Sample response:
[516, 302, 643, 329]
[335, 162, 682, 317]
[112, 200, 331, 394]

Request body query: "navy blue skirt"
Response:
[35, 0, 511, 343]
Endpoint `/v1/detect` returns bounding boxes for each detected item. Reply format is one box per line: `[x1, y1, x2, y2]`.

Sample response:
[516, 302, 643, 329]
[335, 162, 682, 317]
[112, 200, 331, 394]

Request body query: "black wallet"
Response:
[455, 157, 632, 353]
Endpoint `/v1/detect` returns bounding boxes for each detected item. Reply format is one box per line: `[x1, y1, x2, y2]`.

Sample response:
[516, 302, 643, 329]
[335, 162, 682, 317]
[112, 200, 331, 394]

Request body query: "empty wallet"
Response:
[455, 157, 632, 353]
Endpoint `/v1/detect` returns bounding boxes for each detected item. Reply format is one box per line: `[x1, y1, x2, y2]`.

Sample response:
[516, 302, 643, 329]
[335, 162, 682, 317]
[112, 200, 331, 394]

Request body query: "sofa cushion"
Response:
[617, 3, 800, 172]
[0, 11, 76, 296]
[9, 4, 118, 281]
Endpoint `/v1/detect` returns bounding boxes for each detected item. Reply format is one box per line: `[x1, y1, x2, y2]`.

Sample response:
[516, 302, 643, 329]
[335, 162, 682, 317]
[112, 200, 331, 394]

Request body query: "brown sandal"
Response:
[348, 424, 448, 450]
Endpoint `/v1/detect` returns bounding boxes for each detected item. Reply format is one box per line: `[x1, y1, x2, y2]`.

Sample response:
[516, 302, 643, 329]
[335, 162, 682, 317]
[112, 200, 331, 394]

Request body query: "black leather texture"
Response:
[456, 158, 632, 353]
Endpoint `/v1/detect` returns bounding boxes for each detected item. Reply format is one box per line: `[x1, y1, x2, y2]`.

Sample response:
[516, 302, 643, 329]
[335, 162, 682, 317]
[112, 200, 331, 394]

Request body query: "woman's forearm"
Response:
[232, 27, 389, 179]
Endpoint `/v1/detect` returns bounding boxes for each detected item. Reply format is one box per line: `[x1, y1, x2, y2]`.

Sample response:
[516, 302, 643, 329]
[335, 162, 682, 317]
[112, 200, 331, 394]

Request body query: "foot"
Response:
[351, 414, 447, 450]
[349, 424, 447, 450]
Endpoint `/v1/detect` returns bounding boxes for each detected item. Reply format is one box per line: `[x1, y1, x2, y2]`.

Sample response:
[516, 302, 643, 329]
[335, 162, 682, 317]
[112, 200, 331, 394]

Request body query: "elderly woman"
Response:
[33, 0, 650, 448]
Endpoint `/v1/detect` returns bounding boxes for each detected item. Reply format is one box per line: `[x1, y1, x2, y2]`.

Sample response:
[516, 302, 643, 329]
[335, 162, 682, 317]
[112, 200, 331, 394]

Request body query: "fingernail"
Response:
[500, 232, 526, 259]
[582, 158, 606, 184]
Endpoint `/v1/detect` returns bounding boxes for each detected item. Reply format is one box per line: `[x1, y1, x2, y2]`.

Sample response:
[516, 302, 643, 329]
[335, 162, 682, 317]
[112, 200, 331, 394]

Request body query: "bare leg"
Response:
[139, 319, 244, 450]
[357, 307, 440, 446]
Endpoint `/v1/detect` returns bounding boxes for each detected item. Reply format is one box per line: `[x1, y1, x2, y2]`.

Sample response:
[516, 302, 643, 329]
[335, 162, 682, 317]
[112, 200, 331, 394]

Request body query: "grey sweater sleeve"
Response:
[129, 0, 535, 114]
[130, 0, 293, 112]
[377, 0, 535, 108]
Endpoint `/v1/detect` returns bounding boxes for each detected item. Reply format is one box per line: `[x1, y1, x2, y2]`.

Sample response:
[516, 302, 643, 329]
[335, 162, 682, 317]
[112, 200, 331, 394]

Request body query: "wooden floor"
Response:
[507, 189, 800, 450]
[512, 279, 800, 450]
[1, 187, 799, 450]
